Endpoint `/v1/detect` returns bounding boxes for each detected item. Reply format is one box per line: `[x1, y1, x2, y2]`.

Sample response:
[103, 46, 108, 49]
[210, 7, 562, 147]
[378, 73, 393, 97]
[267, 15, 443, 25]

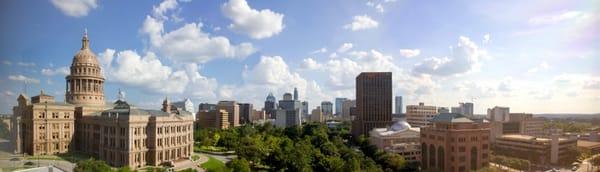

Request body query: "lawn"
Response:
[200, 156, 229, 172]
[25, 151, 91, 163]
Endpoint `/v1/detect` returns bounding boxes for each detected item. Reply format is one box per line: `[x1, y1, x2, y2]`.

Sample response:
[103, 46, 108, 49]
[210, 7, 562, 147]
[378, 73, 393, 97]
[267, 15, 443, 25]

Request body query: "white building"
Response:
[369, 121, 421, 162]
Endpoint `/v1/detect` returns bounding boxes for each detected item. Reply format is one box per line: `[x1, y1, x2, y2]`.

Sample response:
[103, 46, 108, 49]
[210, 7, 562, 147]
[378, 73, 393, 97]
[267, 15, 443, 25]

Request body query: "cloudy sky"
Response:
[0, 0, 598, 114]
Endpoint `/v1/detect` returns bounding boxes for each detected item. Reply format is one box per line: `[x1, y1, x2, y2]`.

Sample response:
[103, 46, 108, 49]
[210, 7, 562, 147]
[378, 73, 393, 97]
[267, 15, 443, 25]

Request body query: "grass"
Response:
[24, 151, 91, 163]
[194, 145, 227, 153]
[200, 156, 229, 172]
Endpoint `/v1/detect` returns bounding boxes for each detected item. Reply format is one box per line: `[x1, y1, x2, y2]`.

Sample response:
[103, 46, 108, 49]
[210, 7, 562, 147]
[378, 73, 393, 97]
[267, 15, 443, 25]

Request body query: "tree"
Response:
[74, 158, 112, 172]
[226, 158, 250, 172]
[591, 156, 600, 170]
[377, 152, 407, 171]
[115, 166, 132, 172]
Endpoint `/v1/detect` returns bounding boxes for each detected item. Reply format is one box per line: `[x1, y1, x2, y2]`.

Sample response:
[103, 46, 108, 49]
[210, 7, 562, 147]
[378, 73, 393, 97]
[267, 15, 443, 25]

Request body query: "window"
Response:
[471, 136, 478, 141]
[64, 124, 70, 129]
[482, 153, 488, 159]
[482, 144, 488, 149]
[459, 156, 466, 162]
[458, 137, 466, 142]
[459, 146, 465, 152]
[52, 132, 59, 139]
[52, 112, 59, 118]
[39, 133, 46, 140]
[64, 112, 70, 118]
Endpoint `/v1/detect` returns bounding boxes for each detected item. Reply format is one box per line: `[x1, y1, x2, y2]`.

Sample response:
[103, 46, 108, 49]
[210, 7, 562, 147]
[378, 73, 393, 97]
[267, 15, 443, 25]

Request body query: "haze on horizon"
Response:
[0, 0, 598, 114]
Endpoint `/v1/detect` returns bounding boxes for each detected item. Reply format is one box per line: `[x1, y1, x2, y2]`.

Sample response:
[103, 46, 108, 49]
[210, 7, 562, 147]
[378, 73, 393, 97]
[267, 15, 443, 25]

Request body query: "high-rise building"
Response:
[351, 72, 393, 137]
[335, 98, 347, 115]
[172, 98, 194, 113]
[264, 92, 277, 119]
[217, 101, 239, 128]
[406, 102, 438, 128]
[293, 87, 298, 101]
[311, 106, 324, 123]
[487, 106, 509, 122]
[198, 103, 216, 112]
[451, 102, 474, 117]
[196, 109, 229, 129]
[301, 101, 309, 121]
[341, 99, 356, 121]
[238, 103, 253, 125]
[438, 107, 450, 113]
[420, 113, 491, 172]
[395, 96, 403, 114]
[275, 92, 303, 128]
[321, 101, 333, 117]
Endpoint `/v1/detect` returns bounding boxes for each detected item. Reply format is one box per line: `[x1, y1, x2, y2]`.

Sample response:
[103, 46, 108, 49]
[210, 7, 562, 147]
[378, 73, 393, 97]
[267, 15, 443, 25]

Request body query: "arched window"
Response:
[438, 146, 445, 170]
[422, 143, 428, 169]
[429, 144, 436, 168]
[471, 147, 478, 171]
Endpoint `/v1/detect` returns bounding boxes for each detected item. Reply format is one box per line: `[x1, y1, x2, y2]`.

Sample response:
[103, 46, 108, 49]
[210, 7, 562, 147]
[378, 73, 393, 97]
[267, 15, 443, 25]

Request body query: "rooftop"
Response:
[430, 113, 473, 123]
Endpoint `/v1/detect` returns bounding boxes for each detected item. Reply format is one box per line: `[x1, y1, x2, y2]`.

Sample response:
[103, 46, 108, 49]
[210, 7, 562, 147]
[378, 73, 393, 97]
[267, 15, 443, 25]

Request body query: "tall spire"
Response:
[81, 28, 89, 50]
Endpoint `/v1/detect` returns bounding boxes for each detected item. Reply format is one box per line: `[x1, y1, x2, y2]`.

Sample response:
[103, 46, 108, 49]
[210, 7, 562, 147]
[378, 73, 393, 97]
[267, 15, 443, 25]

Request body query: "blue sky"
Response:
[0, 0, 598, 114]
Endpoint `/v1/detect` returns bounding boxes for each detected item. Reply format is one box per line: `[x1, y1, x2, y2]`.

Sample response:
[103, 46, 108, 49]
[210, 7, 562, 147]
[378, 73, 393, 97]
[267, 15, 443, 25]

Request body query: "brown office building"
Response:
[13, 31, 194, 168]
[195, 109, 230, 129]
[352, 72, 393, 137]
[406, 102, 438, 128]
[421, 113, 491, 172]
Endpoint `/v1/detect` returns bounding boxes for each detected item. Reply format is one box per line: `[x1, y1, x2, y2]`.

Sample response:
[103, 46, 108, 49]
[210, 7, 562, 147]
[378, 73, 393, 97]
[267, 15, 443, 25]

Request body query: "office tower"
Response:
[293, 87, 298, 101]
[369, 121, 421, 162]
[264, 92, 277, 119]
[487, 106, 509, 122]
[421, 113, 491, 172]
[406, 102, 438, 128]
[438, 107, 450, 113]
[172, 98, 194, 113]
[238, 103, 253, 125]
[395, 96, 403, 114]
[301, 101, 309, 121]
[276, 92, 303, 127]
[335, 98, 348, 115]
[311, 106, 325, 123]
[451, 102, 474, 117]
[341, 99, 356, 121]
[351, 72, 393, 137]
[217, 101, 240, 128]
[196, 109, 229, 129]
[321, 101, 333, 116]
[198, 103, 217, 111]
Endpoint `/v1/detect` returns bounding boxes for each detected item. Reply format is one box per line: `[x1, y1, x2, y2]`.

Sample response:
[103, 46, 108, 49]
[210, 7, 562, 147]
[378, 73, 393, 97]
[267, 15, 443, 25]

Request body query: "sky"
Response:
[0, 0, 598, 114]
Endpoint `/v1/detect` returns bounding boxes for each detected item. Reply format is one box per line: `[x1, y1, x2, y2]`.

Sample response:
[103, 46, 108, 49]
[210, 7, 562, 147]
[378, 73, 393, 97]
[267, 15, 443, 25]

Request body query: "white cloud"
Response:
[152, 0, 178, 20]
[41, 67, 69, 76]
[413, 36, 486, 76]
[344, 15, 379, 31]
[50, 0, 97, 18]
[529, 11, 584, 25]
[337, 43, 353, 53]
[497, 77, 514, 92]
[483, 34, 490, 44]
[310, 48, 327, 54]
[3, 60, 11, 65]
[8, 75, 40, 84]
[301, 58, 321, 70]
[527, 61, 550, 73]
[4, 91, 14, 97]
[399, 49, 421, 58]
[141, 16, 256, 63]
[99, 49, 189, 94]
[221, 0, 284, 39]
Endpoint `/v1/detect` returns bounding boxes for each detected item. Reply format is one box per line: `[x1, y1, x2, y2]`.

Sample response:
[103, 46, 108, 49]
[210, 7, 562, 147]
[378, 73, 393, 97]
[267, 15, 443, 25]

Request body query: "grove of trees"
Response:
[194, 122, 414, 172]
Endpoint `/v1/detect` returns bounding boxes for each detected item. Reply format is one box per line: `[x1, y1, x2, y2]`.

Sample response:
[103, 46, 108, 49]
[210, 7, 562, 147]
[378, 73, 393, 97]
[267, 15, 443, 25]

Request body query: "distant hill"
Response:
[533, 113, 600, 120]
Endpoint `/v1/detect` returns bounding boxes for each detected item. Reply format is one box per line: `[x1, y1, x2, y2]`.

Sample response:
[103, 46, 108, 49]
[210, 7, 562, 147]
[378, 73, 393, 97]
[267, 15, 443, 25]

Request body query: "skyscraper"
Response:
[321, 101, 333, 117]
[238, 103, 253, 125]
[293, 87, 298, 101]
[451, 102, 474, 117]
[264, 92, 277, 119]
[352, 72, 393, 137]
[335, 98, 347, 115]
[217, 101, 240, 128]
[276, 92, 303, 127]
[395, 96, 403, 114]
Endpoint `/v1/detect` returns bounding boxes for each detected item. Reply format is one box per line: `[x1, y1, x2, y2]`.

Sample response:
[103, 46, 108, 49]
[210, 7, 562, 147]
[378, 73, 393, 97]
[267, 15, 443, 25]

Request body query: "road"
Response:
[0, 138, 75, 172]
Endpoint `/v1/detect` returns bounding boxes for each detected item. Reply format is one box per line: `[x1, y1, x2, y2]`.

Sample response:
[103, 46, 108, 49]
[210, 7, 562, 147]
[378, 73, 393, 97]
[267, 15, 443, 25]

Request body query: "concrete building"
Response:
[369, 121, 420, 162]
[172, 98, 194, 114]
[238, 103, 252, 125]
[487, 106, 509, 122]
[311, 106, 325, 123]
[12, 32, 194, 168]
[341, 99, 356, 121]
[438, 107, 450, 113]
[420, 113, 491, 172]
[264, 93, 277, 119]
[321, 101, 333, 117]
[250, 109, 266, 123]
[198, 103, 216, 112]
[293, 88, 298, 101]
[196, 109, 229, 129]
[13, 92, 75, 156]
[395, 96, 403, 114]
[275, 92, 303, 128]
[494, 134, 577, 164]
[216, 101, 239, 128]
[351, 72, 393, 137]
[301, 101, 309, 121]
[489, 111, 545, 142]
[335, 98, 347, 115]
[406, 102, 438, 128]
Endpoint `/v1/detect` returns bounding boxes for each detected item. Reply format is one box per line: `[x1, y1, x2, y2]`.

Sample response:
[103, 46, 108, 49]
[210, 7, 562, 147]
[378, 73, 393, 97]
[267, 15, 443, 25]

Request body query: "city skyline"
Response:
[1, 0, 599, 114]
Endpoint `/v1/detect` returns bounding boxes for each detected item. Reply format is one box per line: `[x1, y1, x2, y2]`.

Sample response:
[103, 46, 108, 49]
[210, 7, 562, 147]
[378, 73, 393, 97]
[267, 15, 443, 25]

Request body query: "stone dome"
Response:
[390, 120, 412, 131]
[72, 30, 99, 65]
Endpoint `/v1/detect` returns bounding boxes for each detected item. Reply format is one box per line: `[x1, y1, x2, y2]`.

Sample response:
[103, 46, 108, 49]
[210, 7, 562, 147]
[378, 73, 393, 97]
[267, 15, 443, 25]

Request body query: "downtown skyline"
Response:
[1, 0, 599, 114]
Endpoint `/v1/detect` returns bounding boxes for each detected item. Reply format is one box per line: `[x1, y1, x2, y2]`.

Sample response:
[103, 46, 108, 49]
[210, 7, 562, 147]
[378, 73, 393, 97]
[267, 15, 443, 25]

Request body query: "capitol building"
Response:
[11, 31, 194, 168]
